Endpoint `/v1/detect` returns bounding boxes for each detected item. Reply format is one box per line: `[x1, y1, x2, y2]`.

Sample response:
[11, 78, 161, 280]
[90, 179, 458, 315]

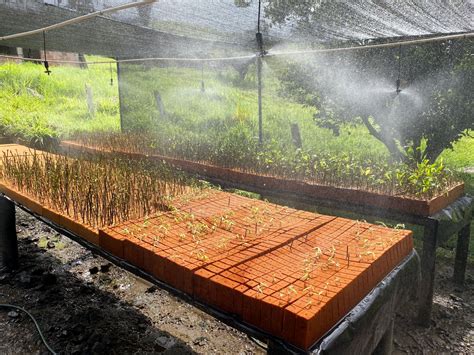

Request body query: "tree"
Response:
[262, 1, 473, 163]
[274, 38, 473, 163]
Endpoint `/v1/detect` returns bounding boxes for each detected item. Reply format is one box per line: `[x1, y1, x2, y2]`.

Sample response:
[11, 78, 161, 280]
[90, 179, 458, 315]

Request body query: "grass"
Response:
[439, 134, 474, 265]
[118, 63, 388, 160]
[0, 58, 119, 145]
[440, 134, 474, 171]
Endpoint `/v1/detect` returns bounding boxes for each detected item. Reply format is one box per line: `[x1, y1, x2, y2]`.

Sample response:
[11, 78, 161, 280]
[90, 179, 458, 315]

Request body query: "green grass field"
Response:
[1, 57, 472, 261]
[0, 59, 119, 144]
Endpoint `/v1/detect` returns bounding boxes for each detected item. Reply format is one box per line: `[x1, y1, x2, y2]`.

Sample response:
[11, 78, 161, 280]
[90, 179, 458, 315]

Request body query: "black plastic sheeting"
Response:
[311, 250, 420, 354]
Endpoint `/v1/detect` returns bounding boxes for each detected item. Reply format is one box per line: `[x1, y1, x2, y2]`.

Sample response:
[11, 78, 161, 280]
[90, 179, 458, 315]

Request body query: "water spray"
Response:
[396, 45, 402, 94]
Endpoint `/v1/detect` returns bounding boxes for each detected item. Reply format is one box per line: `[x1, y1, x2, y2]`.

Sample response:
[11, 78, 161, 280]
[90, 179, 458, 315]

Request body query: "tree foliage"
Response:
[260, 0, 473, 163]
[275, 38, 473, 163]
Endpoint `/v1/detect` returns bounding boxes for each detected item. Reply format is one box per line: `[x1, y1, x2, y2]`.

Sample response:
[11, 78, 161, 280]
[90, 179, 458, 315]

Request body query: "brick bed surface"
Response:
[101, 190, 413, 349]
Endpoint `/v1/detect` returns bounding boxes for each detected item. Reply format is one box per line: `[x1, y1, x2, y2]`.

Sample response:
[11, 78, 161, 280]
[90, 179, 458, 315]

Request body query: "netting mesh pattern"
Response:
[117, 37, 472, 164]
[1, 1, 472, 57]
[48, 0, 474, 44]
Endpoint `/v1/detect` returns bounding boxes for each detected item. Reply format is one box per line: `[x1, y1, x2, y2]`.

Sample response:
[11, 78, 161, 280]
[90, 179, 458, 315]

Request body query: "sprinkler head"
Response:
[44, 60, 51, 75]
[395, 79, 401, 94]
[255, 32, 267, 56]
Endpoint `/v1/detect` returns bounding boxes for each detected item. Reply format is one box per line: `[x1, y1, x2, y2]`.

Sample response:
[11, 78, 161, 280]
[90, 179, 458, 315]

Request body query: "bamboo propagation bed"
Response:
[0, 145, 414, 350]
[61, 138, 464, 217]
[0, 144, 194, 244]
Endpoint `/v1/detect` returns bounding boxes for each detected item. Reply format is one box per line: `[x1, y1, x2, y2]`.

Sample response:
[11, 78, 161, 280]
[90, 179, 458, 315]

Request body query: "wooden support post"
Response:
[417, 220, 438, 326]
[154, 90, 166, 118]
[85, 84, 95, 116]
[78, 53, 88, 69]
[453, 223, 471, 285]
[0, 196, 18, 271]
[291, 123, 302, 148]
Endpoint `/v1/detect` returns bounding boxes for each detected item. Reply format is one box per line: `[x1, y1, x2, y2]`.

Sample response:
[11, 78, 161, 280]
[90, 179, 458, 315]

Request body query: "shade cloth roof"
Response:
[0, 0, 472, 58]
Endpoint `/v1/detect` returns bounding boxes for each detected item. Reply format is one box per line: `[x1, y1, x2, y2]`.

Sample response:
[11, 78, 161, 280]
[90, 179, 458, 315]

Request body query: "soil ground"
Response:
[0, 208, 472, 354]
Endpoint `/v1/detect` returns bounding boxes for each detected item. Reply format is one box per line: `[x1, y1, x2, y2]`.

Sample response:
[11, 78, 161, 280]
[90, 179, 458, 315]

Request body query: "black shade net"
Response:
[0, 1, 472, 173]
[0, 1, 472, 58]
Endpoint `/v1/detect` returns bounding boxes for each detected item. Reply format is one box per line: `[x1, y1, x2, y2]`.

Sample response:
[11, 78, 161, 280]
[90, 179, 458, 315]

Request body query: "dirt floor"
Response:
[0, 208, 472, 354]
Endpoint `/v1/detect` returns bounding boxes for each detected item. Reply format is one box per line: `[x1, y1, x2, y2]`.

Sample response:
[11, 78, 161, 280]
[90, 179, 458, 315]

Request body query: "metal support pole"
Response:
[453, 223, 471, 285]
[417, 220, 438, 326]
[116, 59, 125, 133]
[257, 56, 263, 144]
[0, 196, 18, 271]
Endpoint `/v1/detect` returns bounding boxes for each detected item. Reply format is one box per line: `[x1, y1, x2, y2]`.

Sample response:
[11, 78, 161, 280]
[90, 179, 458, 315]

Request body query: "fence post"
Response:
[291, 123, 302, 148]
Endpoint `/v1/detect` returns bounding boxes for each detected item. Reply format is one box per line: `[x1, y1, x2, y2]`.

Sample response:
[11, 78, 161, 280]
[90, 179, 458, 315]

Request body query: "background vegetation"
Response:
[0, 58, 119, 146]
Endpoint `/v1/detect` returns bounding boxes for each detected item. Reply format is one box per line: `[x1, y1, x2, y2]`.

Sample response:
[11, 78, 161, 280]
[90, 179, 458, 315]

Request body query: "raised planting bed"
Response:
[0, 182, 99, 245]
[1, 144, 414, 350]
[61, 140, 465, 217]
[99, 189, 414, 350]
[0, 144, 195, 246]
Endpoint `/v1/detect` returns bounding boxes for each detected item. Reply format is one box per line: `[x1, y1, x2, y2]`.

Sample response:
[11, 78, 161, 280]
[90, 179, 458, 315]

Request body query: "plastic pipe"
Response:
[0, 0, 157, 42]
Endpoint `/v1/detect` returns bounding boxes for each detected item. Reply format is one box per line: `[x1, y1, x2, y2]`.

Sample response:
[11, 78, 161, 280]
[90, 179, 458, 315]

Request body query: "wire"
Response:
[0, 31, 471, 65]
[0, 0, 156, 42]
[0, 303, 57, 355]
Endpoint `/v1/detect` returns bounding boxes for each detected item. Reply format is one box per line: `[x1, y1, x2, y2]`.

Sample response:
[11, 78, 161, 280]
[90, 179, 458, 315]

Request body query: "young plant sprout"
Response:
[192, 248, 209, 262]
[0, 149, 195, 229]
[216, 237, 230, 250]
[73, 132, 458, 199]
[256, 282, 267, 294]
[303, 285, 315, 297]
[153, 235, 160, 250]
